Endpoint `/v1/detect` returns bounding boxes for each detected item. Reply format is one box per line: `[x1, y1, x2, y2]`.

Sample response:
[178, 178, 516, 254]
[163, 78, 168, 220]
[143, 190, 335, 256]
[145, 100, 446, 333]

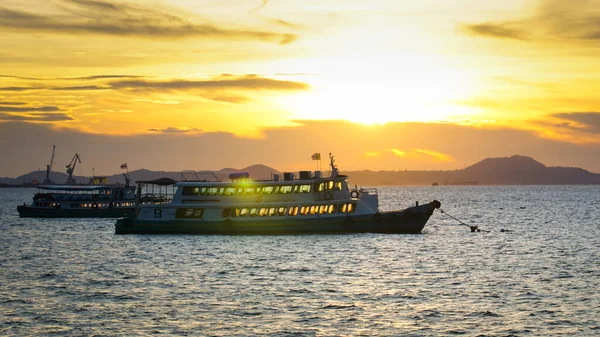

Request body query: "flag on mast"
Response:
[120, 163, 128, 169]
[311, 153, 321, 160]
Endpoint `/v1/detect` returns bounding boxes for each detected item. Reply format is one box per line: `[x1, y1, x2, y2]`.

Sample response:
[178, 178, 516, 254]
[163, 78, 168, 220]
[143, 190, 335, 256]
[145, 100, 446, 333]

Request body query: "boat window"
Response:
[300, 206, 309, 215]
[240, 208, 249, 216]
[176, 208, 204, 218]
[205, 187, 217, 196]
[278, 207, 287, 216]
[255, 187, 263, 194]
[309, 205, 317, 215]
[277, 185, 293, 194]
[249, 208, 258, 216]
[182, 187, 200, 196]
[335, 182, 343, 191]
[288, 206, 298, 216]
[348, 203, 355, 213]
[262, 186, 274, 194]
[328, 204, 336, 213]
[316, 183, 324, 192]
[218, 187, 225, 195]
[244, 187, 255, 195]
[340, 204, 347, 213]
[259, 208, 268, 216]
[319, 205, 327, 214]
[224, 187, 237, 196]
[199, 187, 207, 195]
[222, 208, 231, 217]
[269, 207, 277, 216]
[326, 181, 334, 190]
[296, 184, 311, 193]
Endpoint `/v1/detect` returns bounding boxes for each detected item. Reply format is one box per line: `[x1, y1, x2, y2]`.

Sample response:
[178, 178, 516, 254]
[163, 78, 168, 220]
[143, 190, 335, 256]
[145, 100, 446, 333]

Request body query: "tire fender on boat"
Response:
[350, 190, 359, 199]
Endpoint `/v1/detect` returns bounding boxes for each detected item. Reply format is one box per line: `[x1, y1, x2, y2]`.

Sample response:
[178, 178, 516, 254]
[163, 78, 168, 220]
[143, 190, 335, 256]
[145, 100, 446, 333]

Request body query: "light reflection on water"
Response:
[1, 186, 599, 336]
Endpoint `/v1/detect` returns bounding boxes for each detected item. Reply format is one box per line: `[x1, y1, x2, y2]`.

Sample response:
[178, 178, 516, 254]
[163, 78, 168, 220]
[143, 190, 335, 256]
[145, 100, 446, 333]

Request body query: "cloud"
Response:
[0, 74, 143, 81]
[0, 101, 26, 105]
[0, 1, 297, 44]
[0, 106, 60, 112]
[109, 75, 309, 91]
[388, 149, 406, 157]
[549, 112, 600, 134]
[0, 112, 72, 122]
[386, 148, 455, 162]
[109, 75, 310, 102]
[0, 74, 310, 102]
[134, 99, 180, 105]
[0, 86, 45, 92]
[147, 127, 201, 134]
[365, 152, 380, 157]
[461, 22, 528, 40]
[461, 0, 600, 42]
[413, 149, 455, 162]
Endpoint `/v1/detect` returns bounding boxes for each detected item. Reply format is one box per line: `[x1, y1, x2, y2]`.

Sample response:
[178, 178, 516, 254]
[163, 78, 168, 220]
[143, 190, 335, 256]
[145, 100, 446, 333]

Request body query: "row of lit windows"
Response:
[174, 203, 356, 219]
[182, 184, 312, 196]
[227, 203, 355, 217]
[32, 202, 134, 208]
[181, 181, 346, 197]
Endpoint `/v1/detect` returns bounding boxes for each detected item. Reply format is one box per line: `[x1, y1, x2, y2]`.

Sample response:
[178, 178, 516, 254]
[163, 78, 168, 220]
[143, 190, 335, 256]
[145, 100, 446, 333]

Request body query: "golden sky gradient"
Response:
[1, 0, 599, 177]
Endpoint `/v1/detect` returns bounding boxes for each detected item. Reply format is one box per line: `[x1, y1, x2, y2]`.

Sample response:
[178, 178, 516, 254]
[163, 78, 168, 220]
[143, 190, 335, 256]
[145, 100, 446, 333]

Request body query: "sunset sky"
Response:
[1, 0, 599, 177]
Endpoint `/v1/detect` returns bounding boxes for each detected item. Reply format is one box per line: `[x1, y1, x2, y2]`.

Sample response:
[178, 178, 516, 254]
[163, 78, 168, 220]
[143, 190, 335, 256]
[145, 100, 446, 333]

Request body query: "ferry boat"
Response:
[17, 184, 136, 218]
[115, 155, 441, 235]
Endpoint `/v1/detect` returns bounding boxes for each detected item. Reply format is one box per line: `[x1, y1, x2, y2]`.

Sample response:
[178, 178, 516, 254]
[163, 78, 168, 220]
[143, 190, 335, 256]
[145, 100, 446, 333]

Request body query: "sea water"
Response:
[0, 186, 598, 336]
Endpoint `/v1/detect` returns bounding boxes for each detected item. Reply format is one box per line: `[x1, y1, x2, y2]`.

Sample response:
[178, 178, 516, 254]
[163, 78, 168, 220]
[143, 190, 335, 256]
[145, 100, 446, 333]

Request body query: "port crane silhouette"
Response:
[43, 145, 56, 185]
[65, 153, 81, 185]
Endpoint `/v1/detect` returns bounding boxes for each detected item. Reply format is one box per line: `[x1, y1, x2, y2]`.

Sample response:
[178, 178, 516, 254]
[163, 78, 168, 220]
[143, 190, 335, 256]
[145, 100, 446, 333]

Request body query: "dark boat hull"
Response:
[17, 205, 134, 218]
[115, 200, 441, 235]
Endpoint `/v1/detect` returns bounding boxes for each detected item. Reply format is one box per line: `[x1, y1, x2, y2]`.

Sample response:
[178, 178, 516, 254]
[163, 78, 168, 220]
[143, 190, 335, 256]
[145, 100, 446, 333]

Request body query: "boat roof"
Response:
[136, 178, 178, 186]
[174, 176, 348, 187]
[37, 185, 113, 191]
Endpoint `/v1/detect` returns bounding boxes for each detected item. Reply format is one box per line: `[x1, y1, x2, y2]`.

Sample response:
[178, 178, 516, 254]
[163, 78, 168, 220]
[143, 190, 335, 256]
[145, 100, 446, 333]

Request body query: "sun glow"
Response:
[280, 52, 477, 125]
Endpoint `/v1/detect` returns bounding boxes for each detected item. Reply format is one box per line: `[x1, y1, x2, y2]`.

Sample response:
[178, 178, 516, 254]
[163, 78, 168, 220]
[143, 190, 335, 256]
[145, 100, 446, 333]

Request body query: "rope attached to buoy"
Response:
[438, 208, 490, 233]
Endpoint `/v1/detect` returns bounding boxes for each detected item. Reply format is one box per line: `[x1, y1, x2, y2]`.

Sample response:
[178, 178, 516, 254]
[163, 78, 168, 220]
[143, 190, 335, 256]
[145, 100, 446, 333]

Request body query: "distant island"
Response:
[1, 155, 599, 187]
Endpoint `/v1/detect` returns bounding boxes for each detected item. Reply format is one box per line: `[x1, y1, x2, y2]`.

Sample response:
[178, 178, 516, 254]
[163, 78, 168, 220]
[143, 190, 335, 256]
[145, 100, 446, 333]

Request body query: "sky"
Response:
[1, 0, 599, 177]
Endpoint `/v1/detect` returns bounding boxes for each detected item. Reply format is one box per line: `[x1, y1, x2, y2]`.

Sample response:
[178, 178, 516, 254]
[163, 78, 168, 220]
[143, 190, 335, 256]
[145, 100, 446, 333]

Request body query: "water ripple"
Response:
[1, 186, 599, 336]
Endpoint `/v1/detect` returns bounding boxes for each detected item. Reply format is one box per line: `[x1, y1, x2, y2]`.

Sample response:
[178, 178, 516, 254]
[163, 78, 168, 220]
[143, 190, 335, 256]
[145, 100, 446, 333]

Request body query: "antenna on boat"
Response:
[329, 153, 339, 178]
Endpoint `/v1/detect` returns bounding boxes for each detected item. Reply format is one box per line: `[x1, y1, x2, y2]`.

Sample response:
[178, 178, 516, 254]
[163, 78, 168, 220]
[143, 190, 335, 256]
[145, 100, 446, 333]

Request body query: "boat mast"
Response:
[329, 153, 339, 178]
[43, 145, 56, 185]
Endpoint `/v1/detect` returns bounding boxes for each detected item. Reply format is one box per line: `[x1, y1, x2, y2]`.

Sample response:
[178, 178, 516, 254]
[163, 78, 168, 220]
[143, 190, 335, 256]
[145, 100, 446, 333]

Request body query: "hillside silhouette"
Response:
[2, 155, 599, 186]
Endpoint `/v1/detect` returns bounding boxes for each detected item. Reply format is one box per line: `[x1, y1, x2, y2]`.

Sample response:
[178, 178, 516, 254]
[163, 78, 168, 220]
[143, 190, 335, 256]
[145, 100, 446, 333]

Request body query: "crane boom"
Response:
[43, 145, 56, 184]
[65, 153, 81, 185]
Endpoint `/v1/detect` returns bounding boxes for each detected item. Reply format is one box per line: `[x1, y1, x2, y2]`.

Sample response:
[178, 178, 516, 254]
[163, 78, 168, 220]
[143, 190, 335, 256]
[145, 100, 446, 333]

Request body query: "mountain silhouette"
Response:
[2, 155, 599, 187]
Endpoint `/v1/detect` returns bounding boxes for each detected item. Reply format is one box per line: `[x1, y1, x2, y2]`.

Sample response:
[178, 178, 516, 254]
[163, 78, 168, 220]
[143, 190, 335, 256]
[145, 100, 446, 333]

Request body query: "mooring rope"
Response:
[438, 208, 490, 233]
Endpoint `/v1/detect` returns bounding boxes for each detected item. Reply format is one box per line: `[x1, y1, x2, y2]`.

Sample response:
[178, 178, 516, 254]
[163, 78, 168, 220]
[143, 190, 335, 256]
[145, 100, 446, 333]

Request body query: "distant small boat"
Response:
[17, 184, 136, 218]
[432, 182, 439, 186]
